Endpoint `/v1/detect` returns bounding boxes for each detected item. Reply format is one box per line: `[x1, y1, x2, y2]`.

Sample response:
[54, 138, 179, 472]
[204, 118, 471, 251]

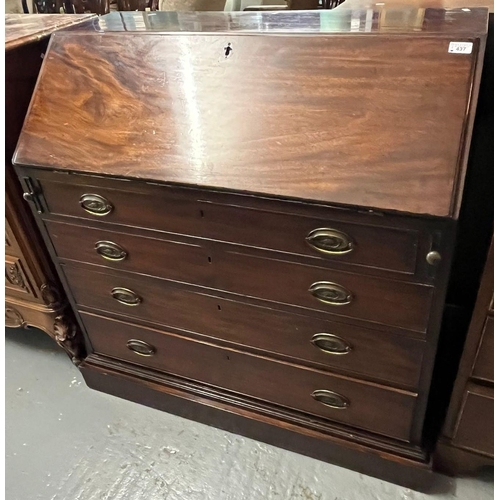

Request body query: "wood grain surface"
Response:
[81, 311, 418, 442]
[13, 13, 486, 217]
[45, 219, 435, 332]
[5, 14, 95, 52]
[68, 8, 489, 35]
[37, 174, 422, 276]
[63, 263, 426, 389]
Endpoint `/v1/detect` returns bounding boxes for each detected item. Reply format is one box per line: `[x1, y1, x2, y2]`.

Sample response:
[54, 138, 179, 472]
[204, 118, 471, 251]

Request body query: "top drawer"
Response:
[33, 174, 423, 277]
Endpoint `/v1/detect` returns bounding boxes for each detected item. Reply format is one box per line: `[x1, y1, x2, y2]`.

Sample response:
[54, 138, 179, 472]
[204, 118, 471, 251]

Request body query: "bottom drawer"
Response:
[453, 383, 493, 457]
[81, 312, 417, 442]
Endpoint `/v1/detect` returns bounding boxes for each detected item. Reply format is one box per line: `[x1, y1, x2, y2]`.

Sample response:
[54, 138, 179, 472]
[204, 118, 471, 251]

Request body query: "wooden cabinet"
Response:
[5, 14, 94, 361]
[434, 240, 494, 474]
[12, 8, 488, 489]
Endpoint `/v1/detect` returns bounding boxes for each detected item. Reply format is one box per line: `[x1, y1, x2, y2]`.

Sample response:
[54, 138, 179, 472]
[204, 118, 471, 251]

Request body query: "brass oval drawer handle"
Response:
[306, 228, 354, 255]
[111, 287, 142, 306]
[95, 241, 128, 262]
[127, 339, 156, 356]
[79, 194, 113, 216]
[308, 281, 353, 306]
[311, 333, 352, 355]
[311, 389, 350, 409]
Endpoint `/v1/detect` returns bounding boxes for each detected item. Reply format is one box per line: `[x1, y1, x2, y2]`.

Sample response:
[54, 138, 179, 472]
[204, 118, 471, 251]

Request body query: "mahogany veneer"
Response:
[13, 8, 488, 488]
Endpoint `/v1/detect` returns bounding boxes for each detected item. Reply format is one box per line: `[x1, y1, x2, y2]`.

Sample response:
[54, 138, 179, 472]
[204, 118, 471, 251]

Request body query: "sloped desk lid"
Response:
[13, 8, 488, 218]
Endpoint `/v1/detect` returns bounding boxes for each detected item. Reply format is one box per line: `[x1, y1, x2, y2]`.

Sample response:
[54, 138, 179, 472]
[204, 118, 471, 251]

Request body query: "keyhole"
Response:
[224, 43, 232, 58]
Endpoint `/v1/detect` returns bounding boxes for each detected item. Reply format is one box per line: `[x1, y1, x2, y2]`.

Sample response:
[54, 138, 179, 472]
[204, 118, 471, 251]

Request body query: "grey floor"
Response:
[6, 328, 494, 500]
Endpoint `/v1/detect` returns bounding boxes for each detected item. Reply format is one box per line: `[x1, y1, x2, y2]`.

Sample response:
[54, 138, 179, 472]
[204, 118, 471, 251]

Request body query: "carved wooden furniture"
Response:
[13, 8, 487, 488]
[434, 239, 494, 474]
[5, 14, 95, 362]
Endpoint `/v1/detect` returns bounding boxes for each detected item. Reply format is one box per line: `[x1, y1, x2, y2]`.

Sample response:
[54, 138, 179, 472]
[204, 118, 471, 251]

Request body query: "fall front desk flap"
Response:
[13, 7, 488, 218]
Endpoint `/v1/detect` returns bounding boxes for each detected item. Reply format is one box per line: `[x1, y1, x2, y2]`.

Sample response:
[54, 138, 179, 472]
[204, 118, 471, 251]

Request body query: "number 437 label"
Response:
[448, 41, 473, 54]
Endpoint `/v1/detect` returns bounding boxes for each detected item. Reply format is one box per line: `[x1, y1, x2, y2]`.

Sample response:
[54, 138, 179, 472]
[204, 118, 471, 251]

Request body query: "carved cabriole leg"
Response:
[53, 314, 85, 366]
[5, 282, 85, 365]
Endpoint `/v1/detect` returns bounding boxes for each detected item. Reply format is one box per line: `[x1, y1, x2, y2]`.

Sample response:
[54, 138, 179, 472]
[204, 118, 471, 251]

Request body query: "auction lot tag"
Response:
[448, 42, 473, 54]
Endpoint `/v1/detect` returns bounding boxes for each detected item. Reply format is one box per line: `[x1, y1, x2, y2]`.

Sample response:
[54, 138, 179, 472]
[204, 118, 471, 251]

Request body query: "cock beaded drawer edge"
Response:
[13, 8, 488, 489]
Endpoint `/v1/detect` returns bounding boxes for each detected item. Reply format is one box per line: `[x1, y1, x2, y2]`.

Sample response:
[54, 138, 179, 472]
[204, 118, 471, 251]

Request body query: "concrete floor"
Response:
[6, 328, 494, 500]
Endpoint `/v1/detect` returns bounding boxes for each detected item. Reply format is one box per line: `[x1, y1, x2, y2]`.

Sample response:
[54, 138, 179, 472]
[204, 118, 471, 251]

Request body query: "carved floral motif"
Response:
[53, 315, 84, 365]
[5, 307, 25, 328]
[40, 283, 63, 309]
[5, 262, 27, 291]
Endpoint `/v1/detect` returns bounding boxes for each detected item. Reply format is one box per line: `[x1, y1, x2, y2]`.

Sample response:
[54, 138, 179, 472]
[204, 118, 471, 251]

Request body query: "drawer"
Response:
[453, 383, 493, 457]
[48, 221, 434, 332]
[38, 176, 421, 275]
[64, 264, 426, 388]
[81, 311, 417, 441]
[472, 316, 494, 383]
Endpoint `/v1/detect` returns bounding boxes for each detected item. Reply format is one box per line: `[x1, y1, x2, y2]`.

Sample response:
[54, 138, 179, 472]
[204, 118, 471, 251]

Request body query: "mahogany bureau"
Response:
[13, 8, 488, 488]
[5, 13, 94, 361]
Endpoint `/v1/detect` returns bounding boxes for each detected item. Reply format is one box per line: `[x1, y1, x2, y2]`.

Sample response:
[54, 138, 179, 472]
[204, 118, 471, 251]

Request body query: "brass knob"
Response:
[311, 389, 349, 409]
[311, 333, 352, 355]
[426, 251, 442, 266]
[22, 177, 44, 214]
[95, 241, 128, 262]
[308, 281, 353, 306]
[79, 194, 113, 216]
[305, 228, 354, 255]
[111, 287, 142, 306]
[127, 339, 156, 356]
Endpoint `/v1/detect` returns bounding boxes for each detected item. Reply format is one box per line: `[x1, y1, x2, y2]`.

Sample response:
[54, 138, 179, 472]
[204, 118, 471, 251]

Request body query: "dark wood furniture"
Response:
[13, 8, 488, 488]
[31, 0, 109, 14]
[69, 0, 110, 14]
[117, 0, 158, 10]
[434, 239, 494, 474]
[5, 14, 95, 362]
